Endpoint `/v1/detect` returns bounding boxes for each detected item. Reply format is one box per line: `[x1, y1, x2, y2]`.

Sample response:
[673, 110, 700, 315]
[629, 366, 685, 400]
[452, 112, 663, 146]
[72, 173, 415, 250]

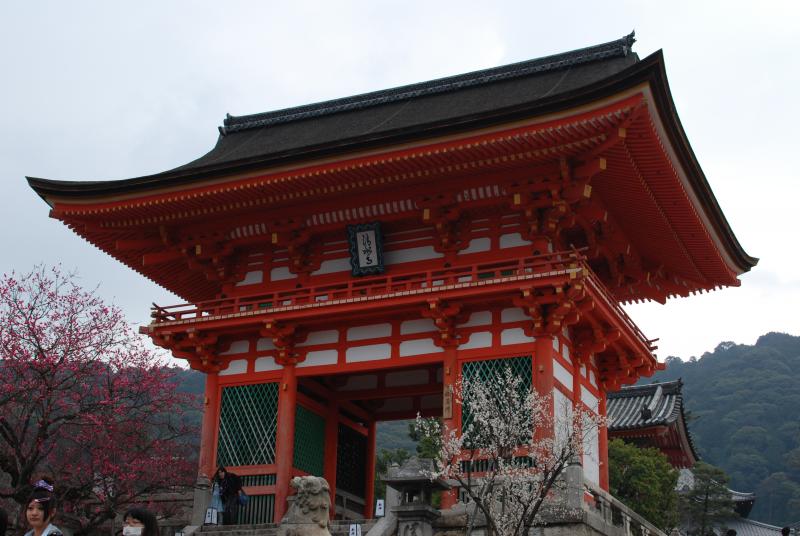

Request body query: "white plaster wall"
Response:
[554, 389, 573, 450]
[297, 330, 339, 346]
[257, 338, 275, 351]
[581, 386, 599, 413]
[499, 233, 532, 248]
[554, 360, 573, 390]
[459, 331, 492, 349]
[220, 340, 249, 355]
[400, 318, 437, 335]
[312, 257, 351, 275]
[458, 311, 492, 327]
[501, 307, 528, 323]
[299, 349, 338, 368]
[255, 355, 281, 372]
[270, 266, 295, 281]
[346, 343, 392, 362]
[459, 237, 491, 254]
[584, 425, 600, 486]
[399, 338, 442, 356]
[501, 328, 535, 345]
[220, 359, 248, 376]
[347, 323, 392, 341]
[236, 271, 264, 286]
[384, 246, 443, 264]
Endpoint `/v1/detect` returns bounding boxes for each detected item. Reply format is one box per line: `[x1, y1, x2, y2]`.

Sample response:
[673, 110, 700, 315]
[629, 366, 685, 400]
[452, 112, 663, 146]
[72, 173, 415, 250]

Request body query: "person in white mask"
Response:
[122, 508, 159, 536]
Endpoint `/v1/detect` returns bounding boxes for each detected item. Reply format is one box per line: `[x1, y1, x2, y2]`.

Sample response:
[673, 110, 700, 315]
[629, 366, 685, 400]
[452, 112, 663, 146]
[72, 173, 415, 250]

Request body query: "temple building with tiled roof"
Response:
[607, 379, 698, 468]
[28, 33, 755, 528]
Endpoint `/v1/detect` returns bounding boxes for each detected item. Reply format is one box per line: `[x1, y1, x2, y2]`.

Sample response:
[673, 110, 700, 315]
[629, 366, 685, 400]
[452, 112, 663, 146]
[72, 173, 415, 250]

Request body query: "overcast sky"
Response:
[1, 1, 797, 362]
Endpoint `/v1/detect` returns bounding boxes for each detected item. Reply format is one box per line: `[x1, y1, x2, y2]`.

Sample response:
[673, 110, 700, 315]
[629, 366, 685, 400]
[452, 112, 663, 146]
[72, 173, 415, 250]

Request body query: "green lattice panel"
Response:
[336, 423, 367, 497]
[217, 382, 278, 467]
[237, 494, 275, 524]
[293, 405, 325, 476]
[461, 356, 532, 437]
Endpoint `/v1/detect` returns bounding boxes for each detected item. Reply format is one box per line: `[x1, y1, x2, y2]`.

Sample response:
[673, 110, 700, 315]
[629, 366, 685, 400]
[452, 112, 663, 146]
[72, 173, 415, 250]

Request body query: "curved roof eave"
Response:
[27, 50, 757, 275]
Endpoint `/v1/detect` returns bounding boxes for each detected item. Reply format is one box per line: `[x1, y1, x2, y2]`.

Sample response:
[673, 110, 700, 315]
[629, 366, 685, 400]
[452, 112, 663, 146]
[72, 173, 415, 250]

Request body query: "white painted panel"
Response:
[297, 330, 339, 347]
[589, 370, 598, 388]
[220, 340, 249, 355]
[554, 389, 573, 450]
[400, 318, 437, 335]
[554, 360, 573, 390]
[501, 307, 528, 323]
[257, 338, 275, 351]
[348, 323, 392, 341]
[384, 246, 443, 265]
[552, 337, 560, 352]
[255, 355, 281, 372]
[399, 338, 442, 356]
[236, 271, 263, 286]
[346, 343, 392, 362]
[501, 328, 535, 345]
[340, 375, 378, 391]
[581, 386, 599, 413]
[220, 359, 248, 376]
[421, 394, 442, 409]
[460, 237, 491, 254]
[312, 257, 351, 275]
[458, 311, 492, 327]
[299, 349, 338, 368]
[270, 266, 295, 281]
[460, 331, 492, 350]
[583, 425, 600, 486]
[499, 233, 532, 249]
[563, 344, 571, 363]
[386, 369, 429, 387]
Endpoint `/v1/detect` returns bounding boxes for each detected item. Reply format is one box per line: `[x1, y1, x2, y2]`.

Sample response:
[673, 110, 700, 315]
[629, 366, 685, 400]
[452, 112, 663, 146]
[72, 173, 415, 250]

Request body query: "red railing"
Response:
[150, 251, 580, 323]
[148, 250, 653, 351]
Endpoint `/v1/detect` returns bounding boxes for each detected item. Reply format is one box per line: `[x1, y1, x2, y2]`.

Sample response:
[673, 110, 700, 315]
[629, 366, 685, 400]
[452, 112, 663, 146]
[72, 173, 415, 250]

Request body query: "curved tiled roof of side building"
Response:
[606, 379, 684, 430]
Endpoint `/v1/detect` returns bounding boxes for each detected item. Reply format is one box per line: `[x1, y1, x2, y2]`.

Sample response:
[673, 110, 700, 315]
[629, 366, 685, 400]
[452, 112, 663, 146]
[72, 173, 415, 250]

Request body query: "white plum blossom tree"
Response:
[416, 365, 604, 536]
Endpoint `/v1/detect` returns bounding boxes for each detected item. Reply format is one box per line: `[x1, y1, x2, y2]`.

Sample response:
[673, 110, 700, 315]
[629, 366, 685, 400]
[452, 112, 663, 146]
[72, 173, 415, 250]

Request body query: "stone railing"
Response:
[583, 482, 669, 536]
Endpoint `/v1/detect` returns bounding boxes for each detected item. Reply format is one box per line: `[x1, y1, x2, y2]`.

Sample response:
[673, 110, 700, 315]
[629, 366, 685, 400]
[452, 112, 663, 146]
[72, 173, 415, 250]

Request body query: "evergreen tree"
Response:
[608, 438, 678, 530]
[679, 462, 736, 536]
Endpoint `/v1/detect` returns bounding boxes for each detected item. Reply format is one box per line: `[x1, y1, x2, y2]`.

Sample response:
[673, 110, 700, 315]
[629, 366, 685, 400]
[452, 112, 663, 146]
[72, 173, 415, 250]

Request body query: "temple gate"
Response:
[28, 33, 755, 523]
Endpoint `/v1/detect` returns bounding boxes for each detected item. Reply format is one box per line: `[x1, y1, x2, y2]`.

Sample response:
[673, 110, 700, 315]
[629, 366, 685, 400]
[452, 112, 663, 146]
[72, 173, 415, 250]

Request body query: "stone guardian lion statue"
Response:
[277, 476, 332, 536]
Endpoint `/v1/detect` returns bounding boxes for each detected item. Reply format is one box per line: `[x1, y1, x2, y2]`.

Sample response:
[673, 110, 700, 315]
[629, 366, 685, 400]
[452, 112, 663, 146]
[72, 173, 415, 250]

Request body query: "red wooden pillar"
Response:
[364, 420, 377, 518]
[598, 393, 609, 491]
[274, 363, 297, 522]
[324, 401, 339, 518]
[198, 371, 219, 480]
[440, 346, 459, 509]
[534, 336, 555, 404]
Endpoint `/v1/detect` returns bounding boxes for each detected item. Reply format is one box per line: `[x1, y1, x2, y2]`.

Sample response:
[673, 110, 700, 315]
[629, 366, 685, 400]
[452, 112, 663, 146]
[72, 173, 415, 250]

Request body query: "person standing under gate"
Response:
[214, 466, 243, 525]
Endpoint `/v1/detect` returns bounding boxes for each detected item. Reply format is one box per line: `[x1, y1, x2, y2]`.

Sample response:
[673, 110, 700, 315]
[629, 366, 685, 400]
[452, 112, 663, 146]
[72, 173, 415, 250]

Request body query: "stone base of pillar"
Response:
[190, 473, 212, 526]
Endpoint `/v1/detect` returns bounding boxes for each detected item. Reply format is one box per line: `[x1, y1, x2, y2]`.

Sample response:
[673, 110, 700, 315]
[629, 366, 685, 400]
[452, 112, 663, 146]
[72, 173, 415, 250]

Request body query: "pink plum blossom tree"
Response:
[0, 266, 196, 533]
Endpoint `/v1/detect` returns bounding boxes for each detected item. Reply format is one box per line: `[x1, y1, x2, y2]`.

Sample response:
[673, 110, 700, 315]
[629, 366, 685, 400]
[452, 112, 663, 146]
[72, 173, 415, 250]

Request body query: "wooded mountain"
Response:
[646, 332, 800, 525]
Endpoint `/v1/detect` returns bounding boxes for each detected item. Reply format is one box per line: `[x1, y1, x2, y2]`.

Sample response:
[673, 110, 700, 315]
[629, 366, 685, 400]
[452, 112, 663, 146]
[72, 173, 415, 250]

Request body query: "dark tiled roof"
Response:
[220, 33, 637, 134]
[171, 33, 640, 174]
[607, 379, 685, 430]
[715, 517, 784, 536]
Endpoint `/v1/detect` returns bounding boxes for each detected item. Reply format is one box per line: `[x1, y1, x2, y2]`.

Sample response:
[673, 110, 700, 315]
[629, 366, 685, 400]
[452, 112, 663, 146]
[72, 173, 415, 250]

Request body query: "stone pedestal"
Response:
[392, 503, 441, 536]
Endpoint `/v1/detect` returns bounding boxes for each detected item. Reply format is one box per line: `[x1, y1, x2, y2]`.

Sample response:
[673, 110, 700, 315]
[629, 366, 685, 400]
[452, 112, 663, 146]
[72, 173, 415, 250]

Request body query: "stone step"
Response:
[198, 519, 377, 536]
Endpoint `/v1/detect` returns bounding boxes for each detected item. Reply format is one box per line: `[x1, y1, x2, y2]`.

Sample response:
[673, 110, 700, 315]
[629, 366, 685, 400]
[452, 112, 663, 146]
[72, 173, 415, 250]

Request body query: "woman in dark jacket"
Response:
[214, 466, 242, 525]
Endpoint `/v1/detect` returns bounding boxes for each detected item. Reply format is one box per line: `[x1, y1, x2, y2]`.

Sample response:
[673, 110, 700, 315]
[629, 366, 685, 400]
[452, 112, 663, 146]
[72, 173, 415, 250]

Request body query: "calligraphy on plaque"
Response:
[347, 222, 385, 277]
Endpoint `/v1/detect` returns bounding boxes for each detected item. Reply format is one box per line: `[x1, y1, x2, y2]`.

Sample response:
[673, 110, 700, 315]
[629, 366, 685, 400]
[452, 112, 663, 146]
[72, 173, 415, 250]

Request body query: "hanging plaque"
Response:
[347, 222, 385, 276]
